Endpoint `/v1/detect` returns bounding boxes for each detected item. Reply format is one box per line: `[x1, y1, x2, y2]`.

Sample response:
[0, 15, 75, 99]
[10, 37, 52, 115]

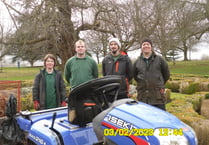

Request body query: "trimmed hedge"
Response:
[205, 93, 209, 99]
[165, 81, 180, 92]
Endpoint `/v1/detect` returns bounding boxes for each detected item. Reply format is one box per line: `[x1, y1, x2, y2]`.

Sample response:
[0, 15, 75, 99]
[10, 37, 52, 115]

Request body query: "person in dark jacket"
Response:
[102, 37, 132, 103]
[133, 39, 170, 110]
[33, 54, 66, 110]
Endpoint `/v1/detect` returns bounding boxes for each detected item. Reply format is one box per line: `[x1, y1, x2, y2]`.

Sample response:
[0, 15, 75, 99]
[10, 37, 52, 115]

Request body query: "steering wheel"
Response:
[94, 82, 120, 109]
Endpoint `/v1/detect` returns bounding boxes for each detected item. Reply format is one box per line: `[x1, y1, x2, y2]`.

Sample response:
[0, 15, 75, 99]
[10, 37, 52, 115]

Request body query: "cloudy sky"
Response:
[0, 1, 208, 67]
[0, 1, 13, 31]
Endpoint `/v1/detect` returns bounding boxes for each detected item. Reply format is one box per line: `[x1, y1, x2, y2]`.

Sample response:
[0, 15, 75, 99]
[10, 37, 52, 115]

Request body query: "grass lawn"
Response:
[0, 60, 209, 81]
[0, 67, 42, 81]
[169, 60, 209, 76]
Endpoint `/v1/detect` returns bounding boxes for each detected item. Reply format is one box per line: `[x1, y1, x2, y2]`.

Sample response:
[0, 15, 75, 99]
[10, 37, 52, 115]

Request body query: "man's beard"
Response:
[111, 49, 118, 54]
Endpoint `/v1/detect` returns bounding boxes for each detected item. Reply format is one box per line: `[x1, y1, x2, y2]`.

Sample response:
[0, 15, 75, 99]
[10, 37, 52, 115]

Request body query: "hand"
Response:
[61, 101, 67, 107]
[34, 101, 40, 110]
[160, 88, 165, 94]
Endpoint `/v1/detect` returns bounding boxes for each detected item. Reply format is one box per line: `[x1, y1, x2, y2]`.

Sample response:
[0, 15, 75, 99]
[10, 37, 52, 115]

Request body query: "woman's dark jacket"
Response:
[102, 52, 132, 96]
[32, 69, 66, 110]
[133, 53, 170, 104]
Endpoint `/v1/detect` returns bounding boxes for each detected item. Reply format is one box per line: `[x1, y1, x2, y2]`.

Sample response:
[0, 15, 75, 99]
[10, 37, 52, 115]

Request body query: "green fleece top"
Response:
[45, 71, 57, 109]
[64, 55, 98, 88]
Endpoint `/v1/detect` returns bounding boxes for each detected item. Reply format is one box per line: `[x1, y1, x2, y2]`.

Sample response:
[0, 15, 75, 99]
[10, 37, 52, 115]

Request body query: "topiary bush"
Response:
[205, 93, 209, 99]
[165, 81, 180, 92]
[181, 82, 200, 94]
[185, 93, 205, 114]
[167, 92, 209, 145]
[198, 82, 209, 91]
[190, 119, 209, 145]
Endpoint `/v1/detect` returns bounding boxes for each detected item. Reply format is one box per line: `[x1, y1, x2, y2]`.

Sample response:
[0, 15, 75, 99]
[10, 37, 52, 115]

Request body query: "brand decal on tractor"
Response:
[29, 133, 46, 145]
[106, 114, 137, 130]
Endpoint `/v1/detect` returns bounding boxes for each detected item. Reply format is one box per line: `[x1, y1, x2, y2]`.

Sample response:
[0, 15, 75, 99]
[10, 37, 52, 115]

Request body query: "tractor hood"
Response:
[17, 108, 98, 145]
[104, 101, 182, 129]
[93, 99, 197, 145]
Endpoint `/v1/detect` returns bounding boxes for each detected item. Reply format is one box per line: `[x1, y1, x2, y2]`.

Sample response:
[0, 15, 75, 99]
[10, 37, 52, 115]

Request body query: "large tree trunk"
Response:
[183, 42, 189, 61]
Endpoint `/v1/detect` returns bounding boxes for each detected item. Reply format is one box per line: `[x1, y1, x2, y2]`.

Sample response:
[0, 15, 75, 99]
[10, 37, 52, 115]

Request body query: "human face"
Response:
[75, 42, 86, 57]
[45, 58, 55, 69]
[110, 41, 119, 54]
[141, 42, 152, 56]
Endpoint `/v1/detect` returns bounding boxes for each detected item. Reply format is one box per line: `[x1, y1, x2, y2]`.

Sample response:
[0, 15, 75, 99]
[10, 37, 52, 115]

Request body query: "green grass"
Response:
[0, 67, 42, 81]
[170, 92, 191, 99]
[0, 60, 209, 81]
[169, 60, 209, 76]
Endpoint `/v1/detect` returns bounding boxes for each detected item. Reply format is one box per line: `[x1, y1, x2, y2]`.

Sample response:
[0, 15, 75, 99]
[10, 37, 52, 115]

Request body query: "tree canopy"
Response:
[0, 0, 209, 68]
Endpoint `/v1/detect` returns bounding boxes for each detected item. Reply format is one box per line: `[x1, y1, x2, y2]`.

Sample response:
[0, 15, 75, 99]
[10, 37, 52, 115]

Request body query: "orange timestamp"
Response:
[103, 128, 154, 136]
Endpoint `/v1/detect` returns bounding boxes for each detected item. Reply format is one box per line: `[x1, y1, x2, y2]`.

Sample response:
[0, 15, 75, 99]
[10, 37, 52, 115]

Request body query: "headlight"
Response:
[154, 128, 189, 145]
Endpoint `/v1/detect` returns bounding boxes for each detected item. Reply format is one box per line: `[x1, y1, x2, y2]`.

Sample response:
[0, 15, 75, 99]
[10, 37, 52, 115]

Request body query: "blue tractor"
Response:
[0, 76, 198, 145]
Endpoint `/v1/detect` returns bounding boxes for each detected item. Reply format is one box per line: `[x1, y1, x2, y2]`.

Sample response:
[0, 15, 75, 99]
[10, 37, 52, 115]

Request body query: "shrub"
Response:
[190, 119, 209, 145]
[22, 87, 32, 95]
[205, 93, 209, 99]
[187, 94, 204, 113]
[21, 93, 33, 111]
[22, 80, 34, 87]
[181, 82, 200, 94]
[165, 89, 171, 103]
[131, 79, 137, 86]
[199, 82, 209, 91]
[165, 81, 180, 92]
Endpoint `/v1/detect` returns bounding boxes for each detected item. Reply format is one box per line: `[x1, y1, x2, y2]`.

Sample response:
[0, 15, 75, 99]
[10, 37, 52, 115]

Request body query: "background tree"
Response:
[0, 0, 209, 68]
[0, 0, 120, 68]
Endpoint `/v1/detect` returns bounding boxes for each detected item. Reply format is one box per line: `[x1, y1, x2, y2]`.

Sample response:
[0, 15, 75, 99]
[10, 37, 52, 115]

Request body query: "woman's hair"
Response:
[43, 54, 56, 67]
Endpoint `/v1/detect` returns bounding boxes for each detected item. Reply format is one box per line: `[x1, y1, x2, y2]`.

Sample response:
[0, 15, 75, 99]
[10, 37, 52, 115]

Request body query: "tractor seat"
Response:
[68, 75, 121, 127]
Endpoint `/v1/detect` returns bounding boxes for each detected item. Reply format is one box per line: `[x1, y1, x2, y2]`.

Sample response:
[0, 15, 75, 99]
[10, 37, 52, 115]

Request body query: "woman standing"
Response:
[33, 54, 66, 110]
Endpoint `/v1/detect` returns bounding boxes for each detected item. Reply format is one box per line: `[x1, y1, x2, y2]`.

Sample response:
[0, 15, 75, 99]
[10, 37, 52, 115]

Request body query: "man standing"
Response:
[102, 37, 132, 103]
[64, 39, 98, 122]
[64, 39, 98, 89]
[133, 39, 170, 110]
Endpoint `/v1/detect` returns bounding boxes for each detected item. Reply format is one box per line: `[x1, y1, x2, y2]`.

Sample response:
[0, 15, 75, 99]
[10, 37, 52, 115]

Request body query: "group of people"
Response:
[32, 37, 170, 112]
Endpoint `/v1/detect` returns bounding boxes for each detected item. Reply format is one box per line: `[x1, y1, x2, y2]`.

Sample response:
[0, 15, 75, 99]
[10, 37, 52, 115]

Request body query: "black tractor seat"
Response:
[68, 75, 121, 126]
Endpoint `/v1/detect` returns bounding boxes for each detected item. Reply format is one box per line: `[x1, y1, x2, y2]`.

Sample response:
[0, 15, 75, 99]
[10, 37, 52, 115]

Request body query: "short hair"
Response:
[43, 54, 56, 67]
[141, 39, 153, 47]
[75, 40, 85, 48]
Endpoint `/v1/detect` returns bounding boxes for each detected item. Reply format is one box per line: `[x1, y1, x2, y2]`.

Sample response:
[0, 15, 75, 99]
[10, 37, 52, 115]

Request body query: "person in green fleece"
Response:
[64, 40, 98, 122]
[64, 39, 98, 88]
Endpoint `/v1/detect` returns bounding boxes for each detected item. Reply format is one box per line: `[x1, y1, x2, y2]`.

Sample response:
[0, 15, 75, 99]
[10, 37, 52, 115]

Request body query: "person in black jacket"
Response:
[33, 54, 66, 110]
[133, 39, 170, 110]
[102, 37, 132, 103]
